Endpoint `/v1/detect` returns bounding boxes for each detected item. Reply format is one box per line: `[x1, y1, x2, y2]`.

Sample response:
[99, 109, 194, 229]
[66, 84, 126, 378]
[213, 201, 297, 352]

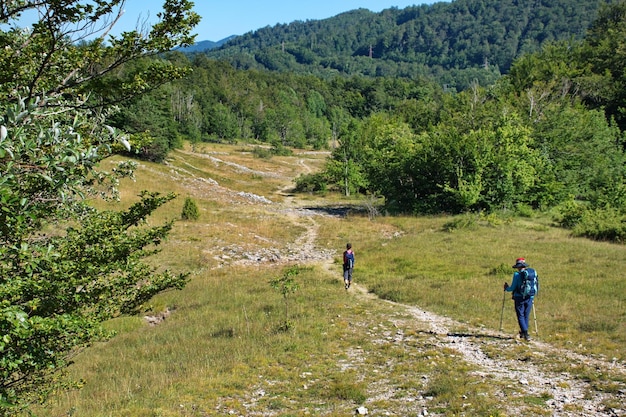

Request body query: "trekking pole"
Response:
[532, 302, 538, 335]
[499, 290, 506, 332]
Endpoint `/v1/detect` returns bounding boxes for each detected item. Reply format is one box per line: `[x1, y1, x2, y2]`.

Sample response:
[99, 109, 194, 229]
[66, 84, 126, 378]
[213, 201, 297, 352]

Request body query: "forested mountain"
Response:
[177, 36, 236, 52]
[202, 0, 612, 89]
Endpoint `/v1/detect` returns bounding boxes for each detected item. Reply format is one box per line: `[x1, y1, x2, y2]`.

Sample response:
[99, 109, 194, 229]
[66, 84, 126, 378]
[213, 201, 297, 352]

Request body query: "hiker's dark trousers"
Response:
[514, 297, 533, 333]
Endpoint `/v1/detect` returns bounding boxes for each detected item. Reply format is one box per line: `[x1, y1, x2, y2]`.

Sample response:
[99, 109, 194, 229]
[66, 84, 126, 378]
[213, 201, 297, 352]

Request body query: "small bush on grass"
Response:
[252, 144, 293, 159]
[515, 203, 535, 218]
[443, 213, 477, 232]
[181, 197, 200, 220]
[270, 265, 301, 332]
[270, 143, 293, 156]
[489, 263, 511, 276]
[294, 172, 328, 193]
[556, 202, 626, 242]
[252, 146, 273, 159]
[555, 200, 587, 228]
[571, 207, 626, 242]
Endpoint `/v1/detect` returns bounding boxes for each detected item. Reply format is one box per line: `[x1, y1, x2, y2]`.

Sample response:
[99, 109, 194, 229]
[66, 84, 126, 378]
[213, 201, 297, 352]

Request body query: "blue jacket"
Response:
[506, 268, 538, 300]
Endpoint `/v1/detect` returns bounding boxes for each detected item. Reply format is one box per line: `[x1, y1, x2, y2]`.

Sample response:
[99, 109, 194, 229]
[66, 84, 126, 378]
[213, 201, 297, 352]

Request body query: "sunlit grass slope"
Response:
[39, 143, 625, 416]
[317, 213, 626, 358]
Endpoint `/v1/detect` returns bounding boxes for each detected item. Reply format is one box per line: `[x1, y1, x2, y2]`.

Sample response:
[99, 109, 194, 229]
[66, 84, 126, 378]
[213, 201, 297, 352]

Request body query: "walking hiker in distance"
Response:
[343, 243, 355, 290]
[504, 257, 539, 340]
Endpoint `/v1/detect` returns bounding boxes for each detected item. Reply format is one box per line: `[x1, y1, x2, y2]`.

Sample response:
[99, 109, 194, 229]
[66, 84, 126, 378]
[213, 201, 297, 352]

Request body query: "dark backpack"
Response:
[520, 268, 538, 299]
[344, 251, 354, 269]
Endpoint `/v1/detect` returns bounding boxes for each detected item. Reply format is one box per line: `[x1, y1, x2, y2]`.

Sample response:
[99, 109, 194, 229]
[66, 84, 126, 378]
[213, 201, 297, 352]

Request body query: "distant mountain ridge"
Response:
[185, 0, 613, 86]
[177, 35, 237, 53]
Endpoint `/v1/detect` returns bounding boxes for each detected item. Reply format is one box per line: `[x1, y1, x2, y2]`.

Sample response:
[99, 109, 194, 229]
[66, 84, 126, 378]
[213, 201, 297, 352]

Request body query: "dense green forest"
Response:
[203, 0, 613, 89]
[110, 0, 626, 239]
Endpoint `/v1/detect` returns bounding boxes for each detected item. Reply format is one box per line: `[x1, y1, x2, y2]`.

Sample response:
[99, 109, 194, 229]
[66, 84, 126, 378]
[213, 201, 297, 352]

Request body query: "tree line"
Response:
[112, 53, 444, 160]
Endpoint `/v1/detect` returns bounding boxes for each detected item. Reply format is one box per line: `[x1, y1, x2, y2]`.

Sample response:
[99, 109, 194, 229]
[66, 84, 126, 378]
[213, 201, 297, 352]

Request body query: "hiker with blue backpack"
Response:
[343, 243, 355, 290]
[504, 257, 539, 341]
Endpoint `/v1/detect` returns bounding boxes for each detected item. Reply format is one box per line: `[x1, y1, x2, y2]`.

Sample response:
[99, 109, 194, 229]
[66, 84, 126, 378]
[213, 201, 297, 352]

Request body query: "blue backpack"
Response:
[344, 251, 354, 269]
[520, 268, 538, 299]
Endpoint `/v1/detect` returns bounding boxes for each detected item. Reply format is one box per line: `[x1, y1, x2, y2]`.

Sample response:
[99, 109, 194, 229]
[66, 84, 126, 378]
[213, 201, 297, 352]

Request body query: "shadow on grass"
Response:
[302, 205, 366, 217]
[446, 332, 515, 340]
[414, 329, 515, 341]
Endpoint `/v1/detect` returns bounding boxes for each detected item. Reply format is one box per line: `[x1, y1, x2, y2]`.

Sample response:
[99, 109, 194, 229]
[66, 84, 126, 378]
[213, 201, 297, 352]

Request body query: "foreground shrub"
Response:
[294, 172, 328, 193]
[181, 197, 200, 220]
[571, 207, 626, 242]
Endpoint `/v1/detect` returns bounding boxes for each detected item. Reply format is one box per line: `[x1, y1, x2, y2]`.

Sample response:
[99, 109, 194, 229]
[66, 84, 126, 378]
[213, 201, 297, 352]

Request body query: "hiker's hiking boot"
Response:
[519, 331, 531, 341]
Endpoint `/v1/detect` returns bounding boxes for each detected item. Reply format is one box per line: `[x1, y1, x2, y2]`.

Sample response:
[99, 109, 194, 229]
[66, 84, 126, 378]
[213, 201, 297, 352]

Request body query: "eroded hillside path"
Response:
[174, 148, 626, 416]
[279, 154, 625, 416]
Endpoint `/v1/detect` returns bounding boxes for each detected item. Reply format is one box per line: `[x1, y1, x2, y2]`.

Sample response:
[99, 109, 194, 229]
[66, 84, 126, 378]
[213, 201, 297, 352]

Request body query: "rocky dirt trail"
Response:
[174, 149, 626, 416]
[394, 305, 625, 416]
[273, 155, 625, 416]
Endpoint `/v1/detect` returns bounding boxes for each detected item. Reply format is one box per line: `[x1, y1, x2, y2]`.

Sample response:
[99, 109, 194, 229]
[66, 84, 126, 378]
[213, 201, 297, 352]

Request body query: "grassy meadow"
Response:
[38, 143, 625, 416]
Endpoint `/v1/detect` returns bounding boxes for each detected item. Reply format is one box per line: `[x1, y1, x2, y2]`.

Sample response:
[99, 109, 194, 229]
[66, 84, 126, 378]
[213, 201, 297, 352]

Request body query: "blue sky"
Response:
[115, 1, 443, 42]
